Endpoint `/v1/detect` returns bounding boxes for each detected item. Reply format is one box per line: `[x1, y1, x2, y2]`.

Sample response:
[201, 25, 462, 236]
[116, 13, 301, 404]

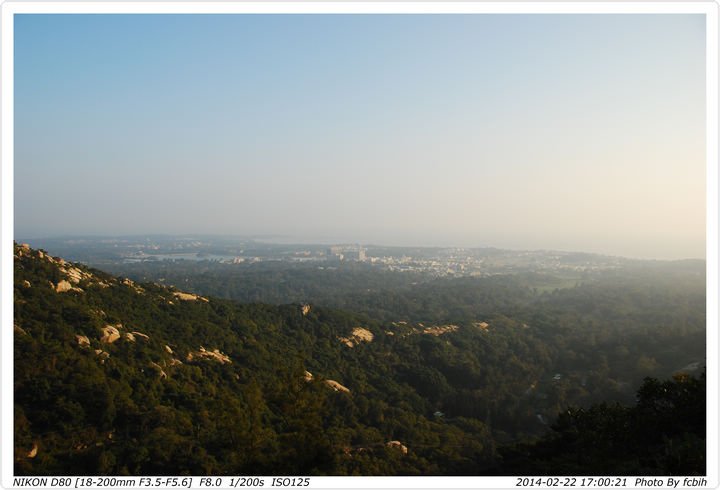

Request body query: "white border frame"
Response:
[1, 2, 718, 489]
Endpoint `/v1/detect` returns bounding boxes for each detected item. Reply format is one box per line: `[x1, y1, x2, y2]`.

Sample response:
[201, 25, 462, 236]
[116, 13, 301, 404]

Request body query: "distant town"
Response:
[21, 235, 648, 279]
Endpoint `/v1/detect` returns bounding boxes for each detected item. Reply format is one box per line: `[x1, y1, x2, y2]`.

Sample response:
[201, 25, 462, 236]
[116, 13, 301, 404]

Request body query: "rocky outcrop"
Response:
[55, 280, 82, 293]
[172, 291, 208, 302]
[15, 243, 32, 259]
[122, 278, 145, 294]
[165, 345, 174, 354]
[186, 347, 231, 364]
[100, 325, 122, 344]
[303, 370, 314, 382]
[386, 440, 408, 455]
[27, 443, 38, 459]
[473, 322, 490, 331]
[149, 361, 168, 379]
[119, 331, 149, 343]
[64, 266, 88, 284]
[339, 327, 374, 347]
[94, 349, 110, 363]
[325, 379, 350, 394]
[76, 335, 91, 347]
[422, 324, 459, 336]
[131, 331, 149, 341]
[301, 304, 312, 316]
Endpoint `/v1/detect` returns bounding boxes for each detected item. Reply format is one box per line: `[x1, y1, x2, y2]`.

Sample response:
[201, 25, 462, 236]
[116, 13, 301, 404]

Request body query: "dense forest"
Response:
[14, 244, 706, 475]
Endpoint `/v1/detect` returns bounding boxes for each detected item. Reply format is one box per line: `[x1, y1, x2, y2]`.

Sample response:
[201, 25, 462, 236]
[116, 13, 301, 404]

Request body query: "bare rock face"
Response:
[172, 291, 208, 302]
[27, 443, 38, 459]
[55, 280, 83, 293]
[339, 327, 374, 347]
[16, 243, 31, 258]
[386, 440, 408, 455]
[301, 304, 312, 316]
[303, 370, 314, 382]
[124, 332, 136, 343]
[186, 346, 232, 364]
[64, 267, 85, 284]
[473, 321, 490, 331]
[100, 325, 121, 344]
[131, 331, 149, 341]
[55, 280, 73, 293]
[325, 379, 351, 394]
[76, 335, 91, 347]
[422, 324, 459, 336]
[165, 345, 174, 354]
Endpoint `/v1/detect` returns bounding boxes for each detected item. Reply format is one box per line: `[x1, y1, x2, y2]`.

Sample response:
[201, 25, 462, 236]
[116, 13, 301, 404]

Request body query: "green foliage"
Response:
[492, 373, 706, 475]
[13, 243, 705, 475]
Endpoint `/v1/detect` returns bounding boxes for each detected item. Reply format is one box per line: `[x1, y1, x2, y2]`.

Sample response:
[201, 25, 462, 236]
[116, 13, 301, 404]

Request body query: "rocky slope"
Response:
[13, 243, 494, 476]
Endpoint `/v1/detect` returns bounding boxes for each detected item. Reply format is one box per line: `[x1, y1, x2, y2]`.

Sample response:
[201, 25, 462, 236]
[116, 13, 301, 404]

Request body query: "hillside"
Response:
[13, 244, 705, 475]
[14, 243, 498, 475]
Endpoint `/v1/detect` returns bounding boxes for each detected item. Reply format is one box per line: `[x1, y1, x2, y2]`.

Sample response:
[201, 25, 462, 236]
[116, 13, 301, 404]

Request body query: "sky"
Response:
[13, 13, 707, 259]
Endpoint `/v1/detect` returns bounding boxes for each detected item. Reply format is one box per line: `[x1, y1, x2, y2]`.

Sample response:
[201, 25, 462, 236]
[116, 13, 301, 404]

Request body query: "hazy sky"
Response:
[14, 14, 706, 259]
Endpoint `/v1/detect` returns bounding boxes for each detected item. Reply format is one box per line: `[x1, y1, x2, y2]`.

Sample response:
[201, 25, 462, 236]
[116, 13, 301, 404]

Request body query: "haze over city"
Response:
[14, 14, 706, 259]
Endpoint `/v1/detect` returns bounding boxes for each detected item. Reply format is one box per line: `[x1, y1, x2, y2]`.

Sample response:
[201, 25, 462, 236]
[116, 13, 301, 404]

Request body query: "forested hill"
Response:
[14, 244, 705, 476]
[14, 243, 496, 475]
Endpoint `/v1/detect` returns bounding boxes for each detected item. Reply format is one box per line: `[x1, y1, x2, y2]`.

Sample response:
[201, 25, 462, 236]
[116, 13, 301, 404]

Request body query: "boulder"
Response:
[76, 335, 91, 347]
[94, 350, 110, 363]
[386, 440, 408, 455]
[27, 443, 38, 459]
[100, 325, 121, 344]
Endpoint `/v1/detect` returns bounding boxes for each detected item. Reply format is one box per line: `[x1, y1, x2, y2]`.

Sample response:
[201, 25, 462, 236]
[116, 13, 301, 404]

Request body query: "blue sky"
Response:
[14, 14, 706, 258]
